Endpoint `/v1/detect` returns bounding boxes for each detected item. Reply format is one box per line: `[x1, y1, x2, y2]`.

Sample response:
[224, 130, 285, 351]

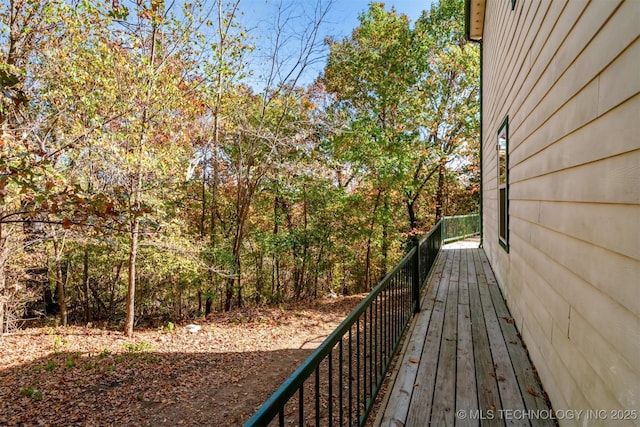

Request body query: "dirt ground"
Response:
[0, 295, 365, 426]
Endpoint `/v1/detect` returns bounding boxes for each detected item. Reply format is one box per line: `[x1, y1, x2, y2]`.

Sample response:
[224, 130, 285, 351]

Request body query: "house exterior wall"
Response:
[480, 0, 639, 424]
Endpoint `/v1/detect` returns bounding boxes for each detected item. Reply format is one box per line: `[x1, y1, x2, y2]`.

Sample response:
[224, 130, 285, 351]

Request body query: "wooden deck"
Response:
[374, 239, 555, 427]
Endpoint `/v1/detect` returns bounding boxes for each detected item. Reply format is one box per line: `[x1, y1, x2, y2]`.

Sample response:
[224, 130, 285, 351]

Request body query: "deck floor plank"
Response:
[375, 240, 554, 427]
[378, 240, 450, 426]
[404, 248, 454, 426]
[456, 249, 479, 427]
[467, 247, 504, 427]
[478, 251, 556, 426]
[473, 250, 529, 427]
[430, 249, 460, 425]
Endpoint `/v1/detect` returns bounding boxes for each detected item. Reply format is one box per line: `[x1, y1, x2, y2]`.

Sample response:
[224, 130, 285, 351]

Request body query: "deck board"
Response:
[404, 248, 453, 426]
[374, 239, 554, 427]
[456, 249, 478, 427]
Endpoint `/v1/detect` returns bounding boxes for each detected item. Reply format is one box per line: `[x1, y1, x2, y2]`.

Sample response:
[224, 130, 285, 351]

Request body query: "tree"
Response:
[201, 0, 335, 310]
[1, 0, 59, 331]
[323, 0, 479, 238]
[413, 0, 479, 221]
[323, 3, 420, 284]
[34, 0, 204, 335]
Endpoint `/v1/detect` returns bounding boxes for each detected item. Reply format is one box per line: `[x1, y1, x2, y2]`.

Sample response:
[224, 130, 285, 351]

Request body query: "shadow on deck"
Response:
[374, 238, 556, 426]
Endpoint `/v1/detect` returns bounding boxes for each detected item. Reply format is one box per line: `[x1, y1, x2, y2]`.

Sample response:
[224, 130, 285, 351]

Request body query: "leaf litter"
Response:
[0, 295, 364, 426]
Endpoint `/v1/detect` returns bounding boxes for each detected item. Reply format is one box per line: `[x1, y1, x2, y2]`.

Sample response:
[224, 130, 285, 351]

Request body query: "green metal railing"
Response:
[244, 215, 478, 427]
[442, 214, 480, 243]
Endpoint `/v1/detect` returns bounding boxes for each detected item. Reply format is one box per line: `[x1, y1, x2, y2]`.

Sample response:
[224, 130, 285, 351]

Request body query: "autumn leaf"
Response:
[62, 217, 73, 229]
[527, 386, 540, 397]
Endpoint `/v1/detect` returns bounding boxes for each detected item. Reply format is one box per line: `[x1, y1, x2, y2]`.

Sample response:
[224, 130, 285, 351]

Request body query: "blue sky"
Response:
[235, 0, 438, 88]
[240, 0, 437, 39]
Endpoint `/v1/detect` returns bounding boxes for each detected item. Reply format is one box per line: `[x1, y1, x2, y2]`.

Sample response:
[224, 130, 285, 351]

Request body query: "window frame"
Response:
[497, 116, 509, 252]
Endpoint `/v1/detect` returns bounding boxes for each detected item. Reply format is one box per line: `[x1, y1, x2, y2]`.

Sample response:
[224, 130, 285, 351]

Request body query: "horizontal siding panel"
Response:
[512, 151, 640, 205]
[526, 1, 568, 78]
[518, 253, 570, 339]
[551, 321, 628, 416]
[518, 276, 554, 348]
[482, 0, 510, 122]
[489, 0, 563, 128]
[509, 215, 535, 247]
[538, 201, 640, 260]
[511, 95, 640, 183]
[519, 312, 581, 427]
[511, 77, 599, 168]
[481, 0, 638, 420]
[598, 38, 640, 115]
[491, 0, 538, 126]
[506, 1, 551, 128]
[510, 1, 587, 142]
[510, 200, 540, 225]
[527, 227, 640, 370]
[525, 222, 640, 317]
[511, 1, 623, 150]
[548, 0, 623, 84]
[569, 309, 639, 410]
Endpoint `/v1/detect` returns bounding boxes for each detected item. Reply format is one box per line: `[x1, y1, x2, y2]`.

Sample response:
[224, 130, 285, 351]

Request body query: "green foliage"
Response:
[20, 387, 43, 401]
[52, 336, 68, 354]
[124, 341, 152, 353]
[65, 356, 77, 369]
[158, 321, 175, 333]
[0, 0, 478, 327]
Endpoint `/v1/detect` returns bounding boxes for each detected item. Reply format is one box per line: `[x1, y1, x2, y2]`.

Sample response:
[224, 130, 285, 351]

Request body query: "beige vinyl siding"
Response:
[481, 0, 640, 423]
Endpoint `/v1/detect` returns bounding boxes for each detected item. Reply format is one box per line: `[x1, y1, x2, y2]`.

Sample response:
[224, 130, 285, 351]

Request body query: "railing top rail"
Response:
[419, 218, 443, 245]
[443, 213, 480, 220]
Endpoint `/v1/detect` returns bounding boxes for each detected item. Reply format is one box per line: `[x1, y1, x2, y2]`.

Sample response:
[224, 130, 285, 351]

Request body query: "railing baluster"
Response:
[363, 308, 368, 412]
[384, 284, 389, 370]
[373, 298, 378, 390]
[328, 348, 333, 426]
[356, 316, 361, 422]
[315, 366, 320, 426]
[368, 303, 373, 406]
[348, 327, 353, 426]
[299, 385, 304, 425]
[339, 340, 344, 427]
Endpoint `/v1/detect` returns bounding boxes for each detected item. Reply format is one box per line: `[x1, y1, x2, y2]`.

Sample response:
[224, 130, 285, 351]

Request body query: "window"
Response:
[498, 117, 509, 251]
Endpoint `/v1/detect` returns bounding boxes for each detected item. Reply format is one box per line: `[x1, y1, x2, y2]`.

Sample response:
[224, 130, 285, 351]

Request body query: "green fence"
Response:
[442, 214, 480, 243]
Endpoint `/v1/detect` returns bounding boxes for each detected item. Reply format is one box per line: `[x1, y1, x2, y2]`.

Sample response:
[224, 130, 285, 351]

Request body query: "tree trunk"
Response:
[255, 252, 264, 304]
[0, 222, 6, 334]
[55, 258, 67, 326]
[380, 194, 390, 281]
[200, 149, 207, 238]
[51, 227, 67, 326]
[83, 248, 91, 322]
[124, 219, 139, 337]
[224, 276, 234, 311]
[272, 193, 281, 300]
[435, 159, 446, 221]
[406, 199, 418, 232]
[108, 261, 123, 319]
[364, 189, 382, 290]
